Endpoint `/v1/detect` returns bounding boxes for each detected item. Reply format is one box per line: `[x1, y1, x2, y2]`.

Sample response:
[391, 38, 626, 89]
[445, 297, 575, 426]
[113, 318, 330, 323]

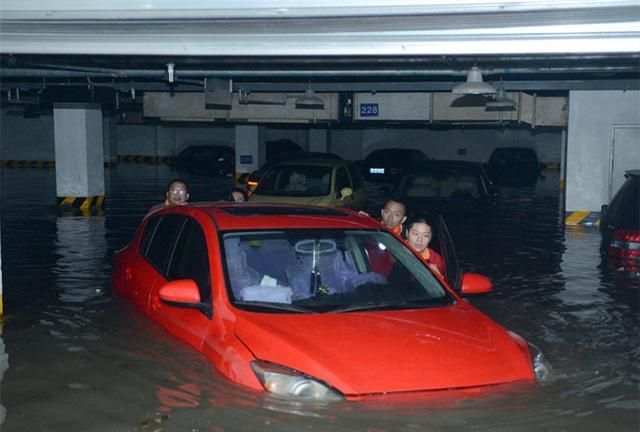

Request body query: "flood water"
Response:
[0, 164, 638, 432]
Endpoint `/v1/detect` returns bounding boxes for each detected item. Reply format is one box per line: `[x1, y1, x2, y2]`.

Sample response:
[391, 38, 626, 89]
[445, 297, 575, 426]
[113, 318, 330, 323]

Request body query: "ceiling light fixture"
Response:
[295, 86, 325, 110]
[452, 66, 496, 95]
[485, 87, 517, 110]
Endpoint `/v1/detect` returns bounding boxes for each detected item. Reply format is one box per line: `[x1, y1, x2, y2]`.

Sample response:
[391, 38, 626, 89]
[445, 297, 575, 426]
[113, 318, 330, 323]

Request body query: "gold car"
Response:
[248, 159, 366, 210]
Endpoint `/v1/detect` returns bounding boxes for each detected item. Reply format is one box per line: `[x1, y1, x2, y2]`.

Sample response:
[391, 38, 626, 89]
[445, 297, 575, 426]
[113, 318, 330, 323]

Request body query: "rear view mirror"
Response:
[460, 272, 493, 294]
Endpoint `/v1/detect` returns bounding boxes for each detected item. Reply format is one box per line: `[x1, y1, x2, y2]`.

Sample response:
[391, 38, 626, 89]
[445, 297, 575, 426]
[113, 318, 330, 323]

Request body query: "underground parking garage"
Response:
[0, 1, 639, 430]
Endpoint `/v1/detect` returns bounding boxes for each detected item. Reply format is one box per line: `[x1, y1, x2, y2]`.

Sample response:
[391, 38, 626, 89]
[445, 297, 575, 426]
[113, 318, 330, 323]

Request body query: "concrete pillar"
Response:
[103, 115, 118, 165]
[234, 125, 265, 182]
[308, 129, 328, 153]
[54, 104, 105, 211]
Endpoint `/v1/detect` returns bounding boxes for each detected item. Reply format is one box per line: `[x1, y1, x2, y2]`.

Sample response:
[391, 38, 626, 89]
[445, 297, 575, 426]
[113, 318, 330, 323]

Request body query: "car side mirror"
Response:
[159, 279, 213, 318]
[339, 187, 353, 200]
[460, 272, 493, 294]
[601, 204, 608, 213]
[159, 279, 201, 304]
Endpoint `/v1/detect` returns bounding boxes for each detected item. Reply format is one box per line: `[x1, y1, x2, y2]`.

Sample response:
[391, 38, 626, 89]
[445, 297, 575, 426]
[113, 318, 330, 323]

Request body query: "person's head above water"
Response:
[404, 214, 434, 254]
[228, 187, 247, 203]
[380, 199, 407, 231]
[165, 179, 190, 206]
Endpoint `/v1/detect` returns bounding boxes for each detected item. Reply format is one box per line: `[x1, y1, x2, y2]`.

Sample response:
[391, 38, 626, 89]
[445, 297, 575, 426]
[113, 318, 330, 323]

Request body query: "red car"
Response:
[112, 204, 551, 400]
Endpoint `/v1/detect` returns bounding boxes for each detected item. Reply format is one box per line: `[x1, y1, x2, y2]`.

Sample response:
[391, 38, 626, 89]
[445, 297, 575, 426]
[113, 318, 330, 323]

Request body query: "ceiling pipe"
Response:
[1, 65, 638, 79]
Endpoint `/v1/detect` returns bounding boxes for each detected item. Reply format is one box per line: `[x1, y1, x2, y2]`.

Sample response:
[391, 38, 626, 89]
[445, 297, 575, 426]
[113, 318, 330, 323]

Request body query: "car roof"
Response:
[490, 147, 537, 154]
[271, 158, 353, 168]
[625, 169, 640, 177]
[406, 160, 485, 172]
[167, 203, 382, 231]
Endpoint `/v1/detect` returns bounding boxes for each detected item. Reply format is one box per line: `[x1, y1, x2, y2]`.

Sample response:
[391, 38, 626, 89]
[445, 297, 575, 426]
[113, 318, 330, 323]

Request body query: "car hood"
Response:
[234, 302, 533, 396]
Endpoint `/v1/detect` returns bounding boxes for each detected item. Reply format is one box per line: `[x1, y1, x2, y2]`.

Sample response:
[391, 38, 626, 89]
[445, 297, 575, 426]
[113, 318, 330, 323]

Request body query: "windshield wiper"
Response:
[234, 301, 316, 314]
[328, 297, 448, 314]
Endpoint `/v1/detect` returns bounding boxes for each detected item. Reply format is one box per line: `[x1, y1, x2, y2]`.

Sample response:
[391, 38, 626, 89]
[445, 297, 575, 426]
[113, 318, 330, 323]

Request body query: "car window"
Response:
[167, 218, 212, 303]
[607, 175, 639, 227]
[347, 163, 364, 190]
[222, 229, 450, 313]
[139, 216, 161, 256]
[413, 150, 429, 162]
[255, 165, 333, 196]
[144, 214, 186, 275]
[335, 167, 351, 194]
[365, 150, 393, 164]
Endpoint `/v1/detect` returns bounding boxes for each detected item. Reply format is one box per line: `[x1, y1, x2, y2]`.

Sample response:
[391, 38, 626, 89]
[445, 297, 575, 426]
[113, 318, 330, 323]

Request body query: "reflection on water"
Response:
[0, 165, 638, 431]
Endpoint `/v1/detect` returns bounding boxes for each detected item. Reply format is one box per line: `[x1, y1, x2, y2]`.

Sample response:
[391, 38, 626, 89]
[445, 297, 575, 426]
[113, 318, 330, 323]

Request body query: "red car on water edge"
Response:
[112, 203, 551, 400]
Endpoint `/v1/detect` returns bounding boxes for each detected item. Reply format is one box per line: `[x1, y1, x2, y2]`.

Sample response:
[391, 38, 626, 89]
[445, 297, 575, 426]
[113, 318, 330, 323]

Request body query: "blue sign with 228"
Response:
[360, 103, 379, 117]
[240, 155, 253, 164]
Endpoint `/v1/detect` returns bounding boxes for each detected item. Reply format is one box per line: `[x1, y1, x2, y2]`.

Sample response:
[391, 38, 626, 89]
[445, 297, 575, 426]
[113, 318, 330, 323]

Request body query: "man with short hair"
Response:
[150, 179, 190, 211]
[380, 199, 407, 235]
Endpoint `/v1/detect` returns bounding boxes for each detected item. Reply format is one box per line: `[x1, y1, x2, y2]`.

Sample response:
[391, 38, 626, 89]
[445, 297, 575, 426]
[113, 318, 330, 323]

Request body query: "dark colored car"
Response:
[487, 147, 541, 185]
[361, 148, 429, 183]
[170, 145, 235, 177]
[393, 160, 499, 217]
[600, 169, 640, 271]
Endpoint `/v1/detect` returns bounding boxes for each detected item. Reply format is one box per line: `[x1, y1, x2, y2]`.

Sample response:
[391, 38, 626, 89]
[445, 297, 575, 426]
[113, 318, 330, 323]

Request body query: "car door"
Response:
[149, 215, 214, 349]
[127, 214, 185, 313]
[433, 215, 462, 292]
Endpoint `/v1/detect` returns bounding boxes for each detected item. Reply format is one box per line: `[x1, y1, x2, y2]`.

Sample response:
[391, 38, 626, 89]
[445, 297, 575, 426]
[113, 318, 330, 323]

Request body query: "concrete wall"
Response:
[0, 110, 54, 160]
[566, 90, 640, 212]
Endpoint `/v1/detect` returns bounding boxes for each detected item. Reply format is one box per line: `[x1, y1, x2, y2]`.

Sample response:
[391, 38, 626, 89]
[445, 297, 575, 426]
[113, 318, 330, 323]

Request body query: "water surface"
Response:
[0, 165, 638, 431]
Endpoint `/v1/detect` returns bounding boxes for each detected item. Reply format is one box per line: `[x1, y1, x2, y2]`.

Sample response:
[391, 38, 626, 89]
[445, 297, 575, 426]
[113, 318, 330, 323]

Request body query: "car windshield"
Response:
[255, 165, 332, 196]
[222, 229, 450, 313]
[398, 171, 481, 199]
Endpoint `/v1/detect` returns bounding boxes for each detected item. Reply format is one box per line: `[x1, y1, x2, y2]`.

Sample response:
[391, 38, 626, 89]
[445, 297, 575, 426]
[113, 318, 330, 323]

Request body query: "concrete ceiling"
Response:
[1, 1, 638, 111]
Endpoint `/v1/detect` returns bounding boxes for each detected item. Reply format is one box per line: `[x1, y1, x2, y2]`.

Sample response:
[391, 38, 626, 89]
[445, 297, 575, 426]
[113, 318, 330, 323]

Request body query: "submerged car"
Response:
[600, 169, 640, 272]
[360, 148, 429, 183]
[393, 160, 499, 217]
[170, 145, 235, 177]
[248, 159, 366, 210]
[113, 204, 551, 400]
[487, 147, 541, 185]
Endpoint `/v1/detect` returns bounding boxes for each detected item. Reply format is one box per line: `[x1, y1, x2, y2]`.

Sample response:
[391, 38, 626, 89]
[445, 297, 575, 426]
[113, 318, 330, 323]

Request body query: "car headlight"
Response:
[251, 360, 343, 401]
[528, 343, 553, 383]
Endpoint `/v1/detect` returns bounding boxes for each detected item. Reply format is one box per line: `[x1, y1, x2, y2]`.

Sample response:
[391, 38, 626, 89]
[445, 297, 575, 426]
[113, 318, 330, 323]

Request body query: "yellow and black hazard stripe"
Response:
[0, 160, 55, 168]
[57, 195, 105, 212]
[565, 211, 600, 227]
[117, 155, 170, 165]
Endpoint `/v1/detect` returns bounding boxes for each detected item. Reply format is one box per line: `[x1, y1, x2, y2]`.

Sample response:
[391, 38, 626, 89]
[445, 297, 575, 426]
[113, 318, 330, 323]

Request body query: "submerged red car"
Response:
[112, 204, 551, 400]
